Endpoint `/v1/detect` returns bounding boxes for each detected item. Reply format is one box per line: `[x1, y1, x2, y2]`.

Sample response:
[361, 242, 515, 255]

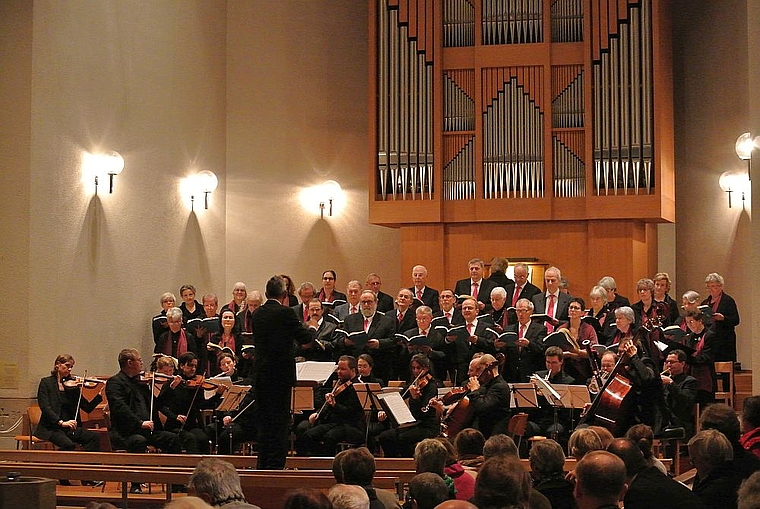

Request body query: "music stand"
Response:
[375, 392, 417, 428]
[530, 375, 564, 440]
[509, 382, 539, 409]
[215, 384, 252, 454]
[354, 383, 382, 446]
[554, 384, 591, 431]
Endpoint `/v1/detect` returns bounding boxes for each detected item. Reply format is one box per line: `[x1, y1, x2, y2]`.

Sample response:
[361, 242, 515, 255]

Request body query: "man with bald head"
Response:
[410, 265, 440, 314]
[574, 451, 628, 509]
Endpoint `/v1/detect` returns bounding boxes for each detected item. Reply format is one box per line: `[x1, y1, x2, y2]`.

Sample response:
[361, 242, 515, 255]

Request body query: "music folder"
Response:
[530, 374, 563, 407]
[509, 383, 538, 409]
[375, 391, 417, 428]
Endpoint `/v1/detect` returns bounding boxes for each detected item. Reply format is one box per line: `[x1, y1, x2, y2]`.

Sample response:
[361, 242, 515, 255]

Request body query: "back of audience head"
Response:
[187, 458, 246, 506]
[568, 427, 605, 460]
[332, 447, 375, 486]
[472, 455, 531, 509]
[739, 471, 760, 509]
[434, 501, 478, 509]
[529, 439, 566, 479]
[408, 472, 450, 509]
[284, 488, 333, 509]
[483, 434, 518, 460]
[700, 403, 741, 444]
[164, 497, 213, 509]
[434, 437, 459, 466]
[625, 423, 656, 460]
[453, 428, 485, 460]
[742, 396, 760, 433]
[574, 451, 627, 508]
[328, 484, 370, 509]
[606, 438, 648, 478]
[688, 429, 734, 476]
[414, 438, 448, 476]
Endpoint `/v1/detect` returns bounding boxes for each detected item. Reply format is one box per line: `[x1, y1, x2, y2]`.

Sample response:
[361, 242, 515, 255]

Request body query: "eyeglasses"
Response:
[323, 276, 335, 280]
[568, 306, 583, 311]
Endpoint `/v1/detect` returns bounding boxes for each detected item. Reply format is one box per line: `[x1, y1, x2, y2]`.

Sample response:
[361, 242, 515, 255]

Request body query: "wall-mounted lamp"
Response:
[735, 132, 760, 180]
[299, 180, 344, 219]
[184, 170, 218, 211]
[719, 171, 750, 208]
[82, 150, 124, 194]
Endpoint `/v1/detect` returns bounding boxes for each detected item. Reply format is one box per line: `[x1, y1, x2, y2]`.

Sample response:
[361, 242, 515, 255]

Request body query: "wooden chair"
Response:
[507, 412, 529, 451]
[14, 406, 53, 450]
[714, 361, 735, 409]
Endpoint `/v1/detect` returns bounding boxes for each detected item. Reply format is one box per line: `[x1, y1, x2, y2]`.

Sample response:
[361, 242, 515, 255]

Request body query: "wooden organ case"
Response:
[368, 0, 674, 296]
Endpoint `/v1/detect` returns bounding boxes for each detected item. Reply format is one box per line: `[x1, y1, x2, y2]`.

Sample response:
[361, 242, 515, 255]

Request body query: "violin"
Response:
[137, 371, 175, 384]
[415, 373, 433, 390]
[62, 376, 106, 389]
[184, 375, 226, 390]
[314, 379, 352, 421]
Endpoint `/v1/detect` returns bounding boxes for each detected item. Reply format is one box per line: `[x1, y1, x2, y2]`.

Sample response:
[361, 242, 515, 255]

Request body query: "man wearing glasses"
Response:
[661, 350, 698, 438]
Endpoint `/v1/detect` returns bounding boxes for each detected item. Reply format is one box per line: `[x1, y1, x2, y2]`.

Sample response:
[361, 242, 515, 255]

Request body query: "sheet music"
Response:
[296, 361, 337, 383]
[203, 376, 233, 400]
[354, 383, 382, 411]
[530, 374, 563, 407]
[216, 384, 251, 412]
[376, 392, 416, 427]
[509, 383, 539, 408]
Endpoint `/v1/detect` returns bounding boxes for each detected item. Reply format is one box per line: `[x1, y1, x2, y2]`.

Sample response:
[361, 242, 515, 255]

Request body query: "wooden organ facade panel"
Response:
[369, 0, 673, 297]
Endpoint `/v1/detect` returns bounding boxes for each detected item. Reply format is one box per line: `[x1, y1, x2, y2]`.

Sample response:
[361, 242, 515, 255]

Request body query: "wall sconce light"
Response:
[184, 170, 218, 211]
[299, 180, 344, 218]
[719, 171, 750, 208]
[735, 132, 760, 180]
[82, 150, 124, 194]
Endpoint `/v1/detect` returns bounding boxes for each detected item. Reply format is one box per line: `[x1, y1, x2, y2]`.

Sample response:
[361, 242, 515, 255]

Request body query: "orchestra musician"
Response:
[660, 350, 699, 439]
[35, 354, 103, 453]
[378, 354, 441, 457]
[295, 355, 364, 456]
[156, 352, 212, 453]
[105, 348, 182, 493]
[204, 352, 256, 455]
[526, 346, 577, 440]
[587, 351, 617, 396]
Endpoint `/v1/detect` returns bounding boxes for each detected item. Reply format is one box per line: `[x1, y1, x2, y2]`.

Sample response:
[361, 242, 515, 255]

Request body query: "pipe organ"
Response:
[369, 0, 673, 292]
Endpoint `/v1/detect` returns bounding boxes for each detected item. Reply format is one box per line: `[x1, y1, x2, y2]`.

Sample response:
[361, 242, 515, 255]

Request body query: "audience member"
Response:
[482, 433, 518, 459]
[435, 437, 476, 501]
[741, 396, 760, 459]
[414, 439, 456, 499]
[329, 484, 371, 509]
[689, 429, 742, 509]
[572, 451, 627, 509]
[625, 424, 668, 475]
[700, 403, 760, 480]
[452, 428, 485, 469]
[529, 439, 576, 509]
[738, 471, 760, 509]
[187, 457, 261, 508]
[406, 473, 450, 509]
[332, 447, 402, 509]
[284, 489, 333, 509]
[471, 455, 533, 509]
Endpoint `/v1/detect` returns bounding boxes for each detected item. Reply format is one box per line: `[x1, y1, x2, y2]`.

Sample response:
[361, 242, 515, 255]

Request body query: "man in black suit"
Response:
[410, 264, 441, 314]
[531, 266, 571, 332]
[252, 275, 313, 469]
[296, 298, 337, 362]
[366, 273, 395, 314]
[106, 348, 182, 492]
[510, 263, 542, 306]
[338, 290, 397, 382]
[334, 280, 362, 320]
[498, 298, 547, 382]
[607, 438, 707, 509]
[292, 281, 317, 323]
[460, 297, 495, 358]
[433, 289, 464, 325]
[454, 258, 498, 312]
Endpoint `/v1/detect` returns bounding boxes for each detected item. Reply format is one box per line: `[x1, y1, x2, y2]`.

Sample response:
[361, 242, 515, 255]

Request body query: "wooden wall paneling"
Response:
[400, 224, 446, 291]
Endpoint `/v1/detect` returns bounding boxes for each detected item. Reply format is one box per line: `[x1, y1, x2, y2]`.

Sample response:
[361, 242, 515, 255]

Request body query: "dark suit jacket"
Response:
[513, 281, 542, 303]
[333, 302, 360, 321]
[252, 299, 312, 388]
[35, 375, 103, 440]
[291, 303, 309, 322]
[500, 321, 547, 382]
[155, 329, 199, 358]
[394, 308, 417, 334]
[454, 278, 498, 312]
[376, 291, 395, 313]
[532, 292, 571, 322]
[409, 286, 441, 314]
[489, 272, 515, 301]
[339, 312, 396, 357]
[433, 309, 464, 326]
[105, 370, 153, 437]
[626, 467, 707, 509]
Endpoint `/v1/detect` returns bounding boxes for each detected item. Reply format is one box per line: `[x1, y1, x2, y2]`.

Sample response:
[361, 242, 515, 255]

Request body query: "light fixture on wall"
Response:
[719, 171, 750, 208]
[319, 180, 342, 218]
[184, 170, 218, 211]
[82, 150, 124, 194]
[735, 132, 760, 180]
[298, 179, 344, 219]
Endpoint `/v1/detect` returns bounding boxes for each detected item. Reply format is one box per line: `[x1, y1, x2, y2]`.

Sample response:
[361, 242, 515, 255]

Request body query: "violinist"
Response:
[204, 352, 256, 455]
[295, 355, 364, 456]
[461, 353, 510, 437]
[156, 352, 211, 453]
[35, 354, 103, 453]
[377, 354, 441, 457]
[105, 349, 181, 493]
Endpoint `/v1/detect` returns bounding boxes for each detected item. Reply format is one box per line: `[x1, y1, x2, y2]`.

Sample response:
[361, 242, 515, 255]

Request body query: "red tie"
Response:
[303, 307, 309, 321]
[467, 323, 473, 335]
[351, 306, 357, 314]
[363, 318, 369, 332]
[445, 312, 452, 323]
[519, 324, 526, 338]
[397, 311, 403, 323]
[512, 287, 521, 307]
[417, 290, 423, 300]
[472, 282, 479, 300]
[422, 329, 427, 336]
[546, 294, 556, 333]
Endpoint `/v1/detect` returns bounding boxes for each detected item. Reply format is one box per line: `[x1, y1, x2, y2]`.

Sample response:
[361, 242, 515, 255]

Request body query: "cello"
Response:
[435, 354, 503, 438]
[576, 338, 638, 436]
